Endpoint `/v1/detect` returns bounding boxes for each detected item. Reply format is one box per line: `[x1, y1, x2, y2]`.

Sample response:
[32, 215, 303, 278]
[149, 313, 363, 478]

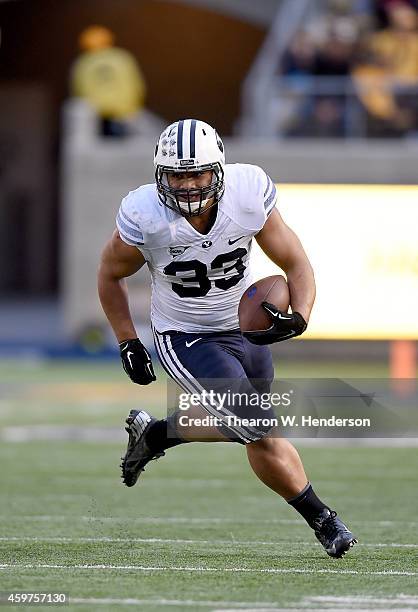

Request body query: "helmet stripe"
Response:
[177, 120, 184, 159]
[190, 119, 197, 158]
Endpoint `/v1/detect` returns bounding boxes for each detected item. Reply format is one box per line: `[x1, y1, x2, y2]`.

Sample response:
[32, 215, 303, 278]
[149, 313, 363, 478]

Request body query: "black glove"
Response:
[119, 338, 156, 385]
[243, 302, 307, 346]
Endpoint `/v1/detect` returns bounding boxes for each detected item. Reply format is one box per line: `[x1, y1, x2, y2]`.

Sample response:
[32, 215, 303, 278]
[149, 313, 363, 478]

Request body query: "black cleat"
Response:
[313, 508, 357, 558]
[121, 410, 165, 487]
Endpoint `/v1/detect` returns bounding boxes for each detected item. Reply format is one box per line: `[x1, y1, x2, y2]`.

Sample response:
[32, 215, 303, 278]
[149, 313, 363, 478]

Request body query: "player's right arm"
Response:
[98, 229, 146, 342]
[98, 230, 156, 385]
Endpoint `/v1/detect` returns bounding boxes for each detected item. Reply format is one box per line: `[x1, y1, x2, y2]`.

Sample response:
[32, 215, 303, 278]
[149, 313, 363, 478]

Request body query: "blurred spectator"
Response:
[374, 0, 418, 28]
[70, 25, 147, 137]
[282, 30, 318, 76]
[308, 0, 369, 48]
[352, 1, 418, 136]
[310, 3, 362, 77]
[285, 97, 345, 138]
[281, 10, 360, 138]
[314, 34, 354, 76]
[283, 6, 361, 77]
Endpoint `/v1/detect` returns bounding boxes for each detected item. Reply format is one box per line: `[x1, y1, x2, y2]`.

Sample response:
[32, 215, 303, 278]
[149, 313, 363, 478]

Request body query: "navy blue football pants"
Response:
[153, 328, 275, 443]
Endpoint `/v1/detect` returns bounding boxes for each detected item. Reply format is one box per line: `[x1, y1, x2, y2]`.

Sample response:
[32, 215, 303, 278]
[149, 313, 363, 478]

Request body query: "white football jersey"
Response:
[116, 163, 278, 333]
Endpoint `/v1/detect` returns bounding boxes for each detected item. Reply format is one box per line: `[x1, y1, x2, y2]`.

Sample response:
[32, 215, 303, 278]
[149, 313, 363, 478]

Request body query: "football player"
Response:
[98, 119, 357, 558]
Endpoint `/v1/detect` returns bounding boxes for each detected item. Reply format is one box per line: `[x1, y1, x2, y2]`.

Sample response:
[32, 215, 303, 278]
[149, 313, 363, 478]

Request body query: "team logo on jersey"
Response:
[169, 246, 190, 257]
[202, 240, 212, 249]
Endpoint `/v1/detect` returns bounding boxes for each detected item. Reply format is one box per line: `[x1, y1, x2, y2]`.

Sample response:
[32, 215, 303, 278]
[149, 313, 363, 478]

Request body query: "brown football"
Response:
[238, 275, 290, 332]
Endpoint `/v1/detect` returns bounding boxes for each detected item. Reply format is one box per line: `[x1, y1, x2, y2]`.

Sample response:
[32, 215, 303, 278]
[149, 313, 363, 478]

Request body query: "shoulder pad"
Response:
[222, 164, 278, 232]
[116, 184, 167, 246]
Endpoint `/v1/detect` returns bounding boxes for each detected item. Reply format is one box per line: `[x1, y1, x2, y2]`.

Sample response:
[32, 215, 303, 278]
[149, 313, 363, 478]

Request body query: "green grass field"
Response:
[0, 360, 417, 611]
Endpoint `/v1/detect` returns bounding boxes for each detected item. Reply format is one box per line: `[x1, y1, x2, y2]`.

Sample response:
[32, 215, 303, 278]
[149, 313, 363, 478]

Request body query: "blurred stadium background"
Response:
[0, 0, 417, 610]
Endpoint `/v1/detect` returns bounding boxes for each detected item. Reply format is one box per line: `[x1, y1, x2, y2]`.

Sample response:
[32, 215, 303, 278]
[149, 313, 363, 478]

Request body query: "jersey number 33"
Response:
[163, 247, 247, 298]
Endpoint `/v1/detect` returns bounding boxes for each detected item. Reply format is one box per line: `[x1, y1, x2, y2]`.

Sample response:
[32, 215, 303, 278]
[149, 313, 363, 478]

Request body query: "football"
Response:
[238, 274, 290, 332]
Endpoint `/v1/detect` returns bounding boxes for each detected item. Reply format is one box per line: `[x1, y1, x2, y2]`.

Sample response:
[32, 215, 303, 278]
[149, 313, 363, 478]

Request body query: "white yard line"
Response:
[69, 599, 280, 608]
[2, 426, 418, 446]
[1, 515, 417, 527]
[0, 536, 416, 549]
[307, 595, 418, 605]
[0, 594, 412, 610]
[0, 515, 301, 524]
[0, 563, 416, 576]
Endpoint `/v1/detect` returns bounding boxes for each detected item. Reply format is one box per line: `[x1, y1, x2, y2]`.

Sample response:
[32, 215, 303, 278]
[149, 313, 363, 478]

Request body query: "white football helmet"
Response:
[154, 119, 225, 216]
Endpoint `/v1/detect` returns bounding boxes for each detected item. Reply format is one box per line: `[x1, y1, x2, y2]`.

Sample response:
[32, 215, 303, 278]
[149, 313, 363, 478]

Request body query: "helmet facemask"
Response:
[155, 163, 225, 217]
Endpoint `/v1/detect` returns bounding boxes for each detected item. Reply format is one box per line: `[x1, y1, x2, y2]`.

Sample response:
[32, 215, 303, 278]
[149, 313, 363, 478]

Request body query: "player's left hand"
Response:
[119, 338, 156, 385]
[243, 302, 307, 345]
